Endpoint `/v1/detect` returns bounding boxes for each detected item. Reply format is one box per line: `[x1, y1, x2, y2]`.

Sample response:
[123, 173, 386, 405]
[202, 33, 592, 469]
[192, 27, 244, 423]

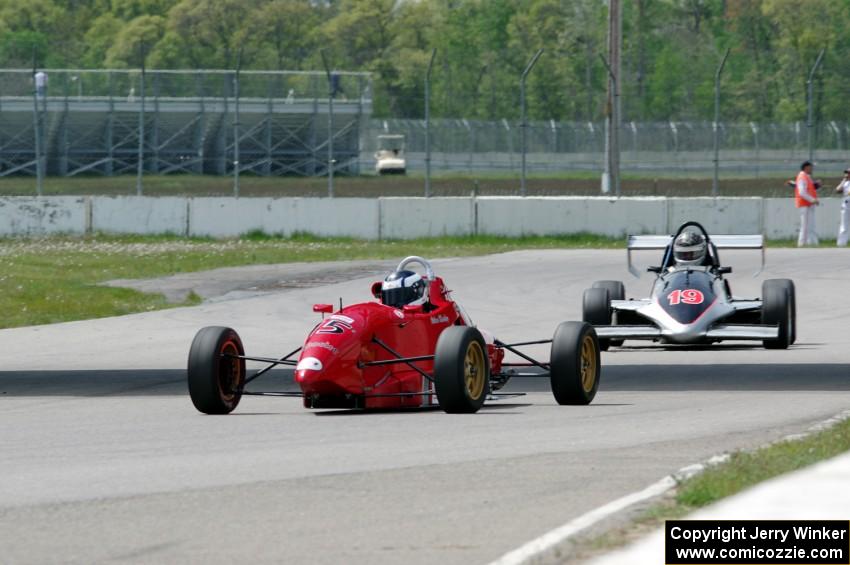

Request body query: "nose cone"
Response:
[295, 345, 336, 384]
[295, 356, 323, 373]
[296, 311, 367, 394]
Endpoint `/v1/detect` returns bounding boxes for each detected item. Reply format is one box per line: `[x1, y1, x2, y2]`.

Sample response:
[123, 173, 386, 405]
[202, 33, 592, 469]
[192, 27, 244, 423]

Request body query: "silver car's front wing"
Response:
[594, 324, 778, 341]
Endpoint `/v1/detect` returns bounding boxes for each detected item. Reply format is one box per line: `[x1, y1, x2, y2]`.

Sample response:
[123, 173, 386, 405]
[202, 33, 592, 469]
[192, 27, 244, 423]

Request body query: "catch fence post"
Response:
[321, 50, 335, 198]
[712, 48, 730, 198]
[233, 49, 242, 198]
[519, 48, 543, 197]
[425, 48, 437, 198]
[136, 44, 146, 196]
[807, 48, 826, 162]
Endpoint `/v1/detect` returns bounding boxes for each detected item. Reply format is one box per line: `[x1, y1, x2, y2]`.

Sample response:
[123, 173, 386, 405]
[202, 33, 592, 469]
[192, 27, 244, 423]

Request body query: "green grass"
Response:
[0, 232, 623, 329]
[572, 417, 850, 561]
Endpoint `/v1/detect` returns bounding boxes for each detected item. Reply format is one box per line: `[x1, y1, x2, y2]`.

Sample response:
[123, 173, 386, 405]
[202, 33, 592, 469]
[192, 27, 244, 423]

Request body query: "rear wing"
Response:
[627, 234, 765, 277]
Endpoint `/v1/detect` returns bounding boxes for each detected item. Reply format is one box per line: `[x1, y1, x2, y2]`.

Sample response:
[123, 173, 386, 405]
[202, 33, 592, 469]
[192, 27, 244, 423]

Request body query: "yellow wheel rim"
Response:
[218, 340, 242, 401]
[464, 341, 486, 400]
[580, 335, 597, 393]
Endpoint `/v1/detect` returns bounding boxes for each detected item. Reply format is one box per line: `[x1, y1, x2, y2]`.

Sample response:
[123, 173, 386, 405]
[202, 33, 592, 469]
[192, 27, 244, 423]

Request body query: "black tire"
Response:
[592, 281, 625, 346]
[188, 326, 246, 414]
[761, 280, 792, 350]
[433, 326, 489, 414]
[771, 279, 797, 344]
[550, 321, 601, 405]
[582, 287, 611, 351]
[592, 280, 625, 301]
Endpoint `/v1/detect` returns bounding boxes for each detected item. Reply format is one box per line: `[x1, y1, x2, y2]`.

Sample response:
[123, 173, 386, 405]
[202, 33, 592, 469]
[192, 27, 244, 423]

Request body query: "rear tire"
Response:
[761, 280, 792, 350]
[188, 326, 246, 414]
[434, 326, 489, 413]
[583, 287, 611, 351]
[771, 279, 796, 344]
[592, 281, 625, 346]
[550, 321, 601, 405]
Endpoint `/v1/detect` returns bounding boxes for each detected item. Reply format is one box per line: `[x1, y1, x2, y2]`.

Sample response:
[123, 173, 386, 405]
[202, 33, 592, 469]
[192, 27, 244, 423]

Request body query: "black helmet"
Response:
[673, 230, 707, 266]
[380, 270, 428, 308]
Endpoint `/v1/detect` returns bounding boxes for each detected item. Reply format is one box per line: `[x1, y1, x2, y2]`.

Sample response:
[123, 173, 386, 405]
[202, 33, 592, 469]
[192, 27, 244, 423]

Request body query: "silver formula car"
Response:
[583, 221, 796, 350]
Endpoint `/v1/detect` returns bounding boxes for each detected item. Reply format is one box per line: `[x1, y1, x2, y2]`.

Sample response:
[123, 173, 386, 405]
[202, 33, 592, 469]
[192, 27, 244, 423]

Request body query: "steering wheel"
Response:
[396, 256, 435, 280]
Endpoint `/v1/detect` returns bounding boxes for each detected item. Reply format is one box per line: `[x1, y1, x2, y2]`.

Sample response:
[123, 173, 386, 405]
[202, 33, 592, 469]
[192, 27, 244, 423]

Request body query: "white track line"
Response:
[490, 475, 676, 565]
[489, 409, 850, 565]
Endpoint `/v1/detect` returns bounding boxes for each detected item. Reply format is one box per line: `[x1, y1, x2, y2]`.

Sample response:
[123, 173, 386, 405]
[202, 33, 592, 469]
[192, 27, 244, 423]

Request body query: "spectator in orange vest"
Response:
[795, 160, 820, 246]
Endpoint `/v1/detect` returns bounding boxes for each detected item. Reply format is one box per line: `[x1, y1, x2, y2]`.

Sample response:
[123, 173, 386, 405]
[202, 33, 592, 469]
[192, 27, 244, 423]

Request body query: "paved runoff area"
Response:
[0, 249, 848, 564]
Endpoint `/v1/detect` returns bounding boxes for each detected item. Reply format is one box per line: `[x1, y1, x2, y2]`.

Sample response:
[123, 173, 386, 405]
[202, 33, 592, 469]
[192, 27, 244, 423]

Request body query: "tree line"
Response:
[1, 0, 847, 123]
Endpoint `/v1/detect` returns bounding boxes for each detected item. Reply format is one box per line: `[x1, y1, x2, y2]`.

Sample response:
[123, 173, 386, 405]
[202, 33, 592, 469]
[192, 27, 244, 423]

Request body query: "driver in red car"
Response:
[380, 269, 430, 309]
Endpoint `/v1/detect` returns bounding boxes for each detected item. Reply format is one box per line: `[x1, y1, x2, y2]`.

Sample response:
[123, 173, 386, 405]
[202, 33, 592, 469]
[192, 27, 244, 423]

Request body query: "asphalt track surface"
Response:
[1, 249, 848, 565]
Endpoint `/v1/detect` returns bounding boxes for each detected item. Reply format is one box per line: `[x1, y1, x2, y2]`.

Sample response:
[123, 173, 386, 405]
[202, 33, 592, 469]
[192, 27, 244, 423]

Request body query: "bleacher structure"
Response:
[0, 69, 371, 178]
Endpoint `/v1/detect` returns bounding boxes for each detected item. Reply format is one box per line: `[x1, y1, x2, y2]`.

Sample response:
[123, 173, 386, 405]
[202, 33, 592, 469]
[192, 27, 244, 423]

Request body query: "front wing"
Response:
[594, 324, 778, 341]
[603, 298, 775, 341]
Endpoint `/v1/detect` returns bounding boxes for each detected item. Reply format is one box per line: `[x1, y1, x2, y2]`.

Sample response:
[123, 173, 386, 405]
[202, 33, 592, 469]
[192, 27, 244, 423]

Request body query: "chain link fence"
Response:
[364, 118, 850, 177]
[2, 68, 850, 192]
[0, 69, 371, 193]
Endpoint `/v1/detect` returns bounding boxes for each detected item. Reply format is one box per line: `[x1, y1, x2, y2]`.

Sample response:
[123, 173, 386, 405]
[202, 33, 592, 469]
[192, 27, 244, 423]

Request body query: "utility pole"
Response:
[520, 48, 543, 197]
[136, 42, 146, 196]
[424, 48, 436, 198]
[602, 0, 621, 197]
[320, 50, 335, 198]
[807, 48, 826, 162]
[712, 48, 730, 198]
[233, 49, 242, 198]
[31, 50, 43, 197]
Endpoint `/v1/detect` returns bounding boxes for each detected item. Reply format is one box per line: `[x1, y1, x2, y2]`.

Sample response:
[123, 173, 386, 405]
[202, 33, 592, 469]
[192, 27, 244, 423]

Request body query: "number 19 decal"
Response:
[667, 289, 705, 305]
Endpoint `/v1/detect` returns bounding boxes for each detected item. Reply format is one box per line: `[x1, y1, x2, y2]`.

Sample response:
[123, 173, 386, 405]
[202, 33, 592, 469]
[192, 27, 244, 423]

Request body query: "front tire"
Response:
[583, 287, 611, 351]
[433, 326, 489, 413]
[550, 321, 601, 405]
[188, 326, 246, 414]
[761, 280, 792, 350]
[592, 281, 625, 346]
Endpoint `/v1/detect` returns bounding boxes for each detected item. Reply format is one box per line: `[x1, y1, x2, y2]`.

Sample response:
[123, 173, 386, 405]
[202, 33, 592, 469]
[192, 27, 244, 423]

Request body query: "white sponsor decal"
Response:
[296, 357, 323, 371]
[305, 341, 338, 354]
[316, 318, 354, 334]
[430, 315, 450, 325]
[393, 310, 405, 319]
[330, 314, 355, 324]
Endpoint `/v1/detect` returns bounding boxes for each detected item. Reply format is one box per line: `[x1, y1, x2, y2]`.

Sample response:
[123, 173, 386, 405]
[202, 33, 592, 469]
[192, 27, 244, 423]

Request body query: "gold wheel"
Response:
[464, 341, 486, 400]
[580, 334, 598, 393]
[218, 340, 243, 401]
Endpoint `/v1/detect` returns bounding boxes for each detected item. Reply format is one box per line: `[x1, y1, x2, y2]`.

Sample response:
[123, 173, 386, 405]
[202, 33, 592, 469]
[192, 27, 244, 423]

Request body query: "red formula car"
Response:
[187, 256, 602, 414]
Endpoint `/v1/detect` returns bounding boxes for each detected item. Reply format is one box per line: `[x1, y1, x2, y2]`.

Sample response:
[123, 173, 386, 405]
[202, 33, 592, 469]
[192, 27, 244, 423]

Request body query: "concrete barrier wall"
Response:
[186, 198, 380, 238]
[380, 198, 473, 239]
[667, 197, 764, 234]
[92, 196, 188, 235]
[0, 196, 87, 236]
[475, 196, 669, 236]
[0, 195, 844, 242]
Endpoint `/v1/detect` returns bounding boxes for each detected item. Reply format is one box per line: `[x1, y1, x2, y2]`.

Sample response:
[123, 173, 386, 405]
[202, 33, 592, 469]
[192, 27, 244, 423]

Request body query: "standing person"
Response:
[836, 168, 850, 246]
[795, 160, 820, 247]
[34, 70, 47, 99]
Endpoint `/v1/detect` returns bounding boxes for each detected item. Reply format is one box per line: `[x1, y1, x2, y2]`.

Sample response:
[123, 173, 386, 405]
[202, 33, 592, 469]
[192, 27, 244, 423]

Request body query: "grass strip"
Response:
[0, 232, 843, 329]
[0, 232, 621, 329]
